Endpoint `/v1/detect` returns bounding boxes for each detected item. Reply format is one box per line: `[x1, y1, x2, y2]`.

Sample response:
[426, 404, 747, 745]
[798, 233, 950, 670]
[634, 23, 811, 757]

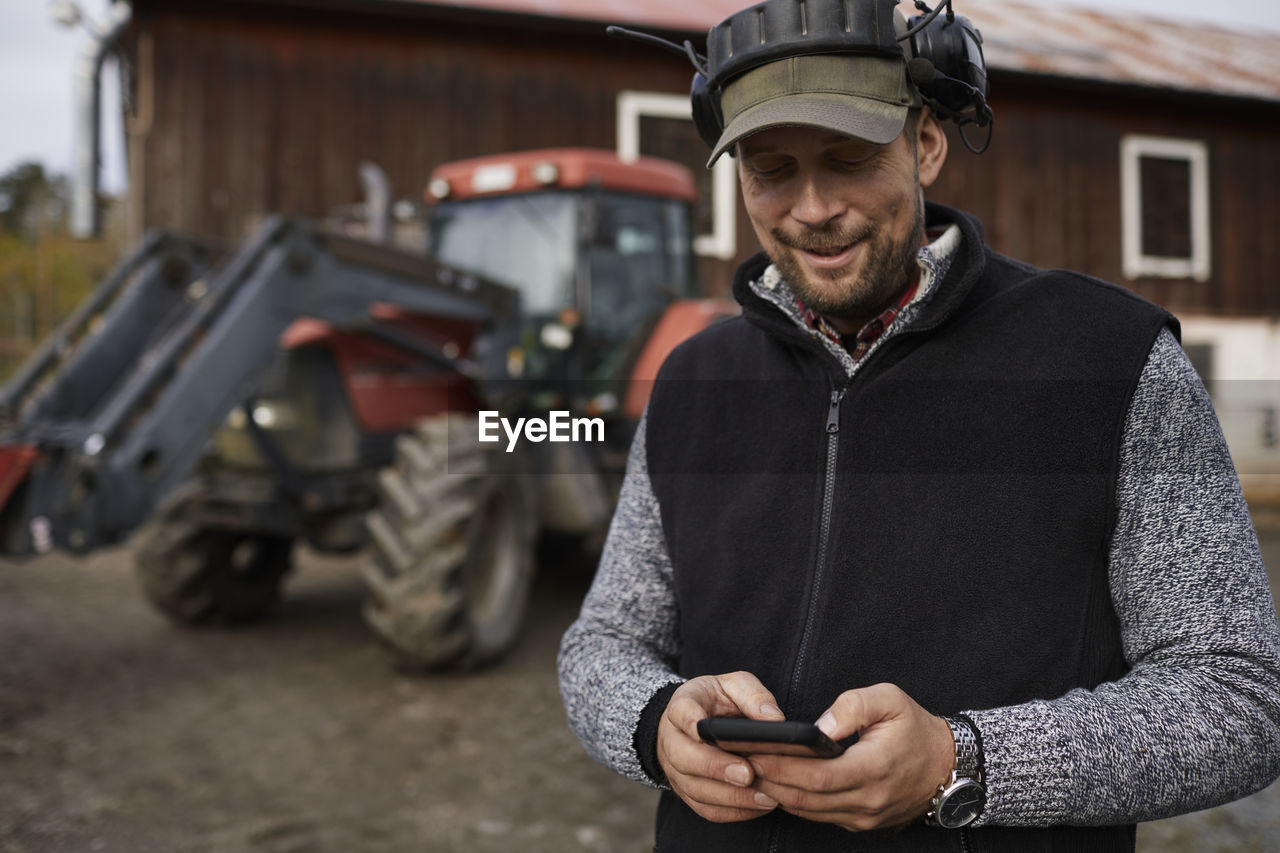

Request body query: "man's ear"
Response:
[916, 108, 948, 188]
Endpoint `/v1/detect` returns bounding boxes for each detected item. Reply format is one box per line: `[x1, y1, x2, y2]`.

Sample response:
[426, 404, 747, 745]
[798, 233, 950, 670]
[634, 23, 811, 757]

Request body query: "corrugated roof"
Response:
[403, 0, 1280, 103]
[971, 0, 1280, 103]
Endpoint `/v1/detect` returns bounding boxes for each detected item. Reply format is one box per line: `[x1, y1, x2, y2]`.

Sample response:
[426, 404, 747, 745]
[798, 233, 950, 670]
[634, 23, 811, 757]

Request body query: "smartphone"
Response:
[697, 717, 846, 758]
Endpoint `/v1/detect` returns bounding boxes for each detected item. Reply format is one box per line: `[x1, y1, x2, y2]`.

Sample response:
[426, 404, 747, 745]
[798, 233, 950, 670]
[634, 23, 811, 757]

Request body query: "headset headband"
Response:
[705, 0, 903, 91]
[607, 0, 993, 156]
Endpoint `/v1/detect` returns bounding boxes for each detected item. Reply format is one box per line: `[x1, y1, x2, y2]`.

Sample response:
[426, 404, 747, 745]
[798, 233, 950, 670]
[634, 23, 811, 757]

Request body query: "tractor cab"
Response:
[425, 149, 698, 388]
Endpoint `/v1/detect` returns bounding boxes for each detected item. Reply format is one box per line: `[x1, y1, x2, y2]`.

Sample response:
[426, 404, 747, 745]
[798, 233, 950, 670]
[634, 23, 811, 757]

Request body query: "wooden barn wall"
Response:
[124, 6, 1279, 316]
[123, 6, 752, 295]
[927, 75, 1280, 318]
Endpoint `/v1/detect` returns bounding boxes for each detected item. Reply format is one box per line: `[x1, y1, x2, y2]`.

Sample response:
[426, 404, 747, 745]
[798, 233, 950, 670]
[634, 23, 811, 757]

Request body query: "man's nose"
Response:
[789, 176, 845, 229]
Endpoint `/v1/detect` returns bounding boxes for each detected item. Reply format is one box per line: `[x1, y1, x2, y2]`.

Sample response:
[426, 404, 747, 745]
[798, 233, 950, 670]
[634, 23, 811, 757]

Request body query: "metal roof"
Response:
[403, 0, 1280, 103]
[970, 0, 1280, 103]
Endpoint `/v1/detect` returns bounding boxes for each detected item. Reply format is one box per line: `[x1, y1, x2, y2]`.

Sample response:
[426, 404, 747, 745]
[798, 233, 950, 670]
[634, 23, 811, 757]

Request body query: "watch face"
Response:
[938, 780, 986, 829]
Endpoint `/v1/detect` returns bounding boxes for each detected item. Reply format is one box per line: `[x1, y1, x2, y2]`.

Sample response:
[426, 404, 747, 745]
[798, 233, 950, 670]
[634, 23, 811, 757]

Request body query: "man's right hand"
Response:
[657, 671, 785, 823]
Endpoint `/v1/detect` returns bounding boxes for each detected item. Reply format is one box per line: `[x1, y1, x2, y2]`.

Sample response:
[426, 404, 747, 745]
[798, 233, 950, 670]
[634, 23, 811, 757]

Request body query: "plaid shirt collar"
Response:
[795, 224, 953, 362]
[797, 278, 921, 360]
[749, 224, 962, 377]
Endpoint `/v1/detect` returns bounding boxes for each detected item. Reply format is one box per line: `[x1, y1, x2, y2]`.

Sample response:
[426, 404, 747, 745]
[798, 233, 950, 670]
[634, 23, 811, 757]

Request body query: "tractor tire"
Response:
[134, 491, 294, 625]
[361, 413, 537, 670]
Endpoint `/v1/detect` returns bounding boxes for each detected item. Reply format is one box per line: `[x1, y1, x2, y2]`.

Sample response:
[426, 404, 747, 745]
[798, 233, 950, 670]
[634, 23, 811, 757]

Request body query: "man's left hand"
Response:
[747, 683, 956, 832]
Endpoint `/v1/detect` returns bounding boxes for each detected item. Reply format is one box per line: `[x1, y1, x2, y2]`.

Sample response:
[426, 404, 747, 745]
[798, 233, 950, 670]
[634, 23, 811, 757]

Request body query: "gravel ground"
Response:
[1, 530, 1277, 852]
[0, 548, 658, 853]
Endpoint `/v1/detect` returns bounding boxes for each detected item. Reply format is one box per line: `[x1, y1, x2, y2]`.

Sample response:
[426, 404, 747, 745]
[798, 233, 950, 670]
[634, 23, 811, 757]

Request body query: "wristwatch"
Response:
[925, 716, 987, 829]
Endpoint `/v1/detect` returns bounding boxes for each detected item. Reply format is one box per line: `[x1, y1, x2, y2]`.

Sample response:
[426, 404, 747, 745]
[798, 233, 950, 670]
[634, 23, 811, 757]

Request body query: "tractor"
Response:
[0, 148, 735, 668]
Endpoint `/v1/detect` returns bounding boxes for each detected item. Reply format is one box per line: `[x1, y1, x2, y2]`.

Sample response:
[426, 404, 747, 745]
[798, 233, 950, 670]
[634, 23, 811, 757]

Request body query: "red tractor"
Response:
[0, 148, 735, 668]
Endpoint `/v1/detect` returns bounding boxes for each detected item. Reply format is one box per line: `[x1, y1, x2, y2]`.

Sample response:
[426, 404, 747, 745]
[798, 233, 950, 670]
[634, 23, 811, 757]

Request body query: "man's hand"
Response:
[657, 671, 786, 823]
[748, 683, 955, 832]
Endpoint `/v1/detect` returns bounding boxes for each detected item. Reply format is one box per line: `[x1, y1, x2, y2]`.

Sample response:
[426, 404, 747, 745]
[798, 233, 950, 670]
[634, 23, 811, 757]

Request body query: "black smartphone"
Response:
[697, 717, 846, 758]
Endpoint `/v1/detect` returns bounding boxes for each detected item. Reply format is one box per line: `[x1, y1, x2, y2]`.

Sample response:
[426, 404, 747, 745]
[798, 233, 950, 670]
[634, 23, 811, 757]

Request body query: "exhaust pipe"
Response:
[359, 161, 392, 244]
[70, 1, 132, 239]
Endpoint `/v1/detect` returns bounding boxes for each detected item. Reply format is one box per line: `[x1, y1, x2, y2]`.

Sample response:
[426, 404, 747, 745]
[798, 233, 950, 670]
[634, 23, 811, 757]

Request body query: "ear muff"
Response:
[904, 8, 993, 152]
[905, 10, 990, 127]
[690, 71, 723, 150]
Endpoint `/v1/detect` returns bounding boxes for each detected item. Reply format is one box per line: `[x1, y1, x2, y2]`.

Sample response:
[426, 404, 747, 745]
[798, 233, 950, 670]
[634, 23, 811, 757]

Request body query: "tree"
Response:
[0, 161, 119, 379]
[0, 162, 68, 238]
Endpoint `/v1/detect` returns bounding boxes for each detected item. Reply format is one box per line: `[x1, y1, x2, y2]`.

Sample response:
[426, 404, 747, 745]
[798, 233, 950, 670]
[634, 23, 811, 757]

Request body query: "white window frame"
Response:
[1120, 134, 1210, 282]
[616, 90, 737, 261]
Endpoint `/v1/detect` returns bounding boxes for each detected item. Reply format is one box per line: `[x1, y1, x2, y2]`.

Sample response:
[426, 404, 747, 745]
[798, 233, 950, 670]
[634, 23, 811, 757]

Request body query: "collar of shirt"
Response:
[750, 224, 962, 376]
[797, 224, 953, 355]
[798, 278, 920, 354]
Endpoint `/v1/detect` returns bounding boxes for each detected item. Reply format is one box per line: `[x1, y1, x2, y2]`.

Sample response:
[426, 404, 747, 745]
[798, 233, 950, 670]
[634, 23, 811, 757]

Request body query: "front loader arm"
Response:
[0, 217, 516, 557]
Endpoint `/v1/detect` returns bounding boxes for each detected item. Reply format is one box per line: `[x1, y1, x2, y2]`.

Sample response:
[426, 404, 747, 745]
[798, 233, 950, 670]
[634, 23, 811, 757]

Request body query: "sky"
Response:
[1, 0, 1279, 197]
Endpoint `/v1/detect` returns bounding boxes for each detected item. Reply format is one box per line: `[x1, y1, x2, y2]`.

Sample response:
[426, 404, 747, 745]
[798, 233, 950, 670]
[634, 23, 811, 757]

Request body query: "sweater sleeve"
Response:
[557, 413, 686, 786]
[966, 327, 1280, 826]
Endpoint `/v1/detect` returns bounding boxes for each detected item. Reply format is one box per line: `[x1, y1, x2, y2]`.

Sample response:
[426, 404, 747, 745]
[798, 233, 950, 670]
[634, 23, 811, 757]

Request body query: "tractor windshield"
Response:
[429, 192, 577, 315]
[428, 191, 693, 329]
[583, 193, 694, 341]
[429, 188, 695, 382]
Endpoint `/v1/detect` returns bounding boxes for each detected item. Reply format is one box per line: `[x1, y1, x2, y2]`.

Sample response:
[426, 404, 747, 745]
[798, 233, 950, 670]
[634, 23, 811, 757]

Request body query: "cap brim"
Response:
[707, 94, 909, 167]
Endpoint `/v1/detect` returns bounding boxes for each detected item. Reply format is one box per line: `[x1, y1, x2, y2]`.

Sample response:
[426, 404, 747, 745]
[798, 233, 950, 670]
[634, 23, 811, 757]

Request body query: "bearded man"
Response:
[558, 2, 1280, 851]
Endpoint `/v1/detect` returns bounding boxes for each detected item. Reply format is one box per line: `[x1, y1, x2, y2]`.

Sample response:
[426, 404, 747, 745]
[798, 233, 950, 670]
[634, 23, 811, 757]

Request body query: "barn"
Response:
[97, 0, 1280, 500]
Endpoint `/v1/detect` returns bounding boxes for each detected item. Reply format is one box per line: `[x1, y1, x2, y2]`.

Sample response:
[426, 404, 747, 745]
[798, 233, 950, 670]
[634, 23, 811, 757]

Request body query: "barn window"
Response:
[616, 91, 737, 260]
[1120, 135, 1210, 282]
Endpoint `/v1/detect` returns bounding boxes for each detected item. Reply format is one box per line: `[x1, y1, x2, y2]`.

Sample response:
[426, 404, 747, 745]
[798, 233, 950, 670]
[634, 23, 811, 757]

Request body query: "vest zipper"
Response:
[786, 385, 847, 710]
[767, 385, 846, 853]
[960, 826, 974, 853]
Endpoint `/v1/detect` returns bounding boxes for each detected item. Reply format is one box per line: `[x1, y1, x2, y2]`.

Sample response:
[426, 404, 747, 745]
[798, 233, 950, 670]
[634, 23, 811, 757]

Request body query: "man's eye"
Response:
[747, 160, 790, 178]
[833, 156, 873, 169]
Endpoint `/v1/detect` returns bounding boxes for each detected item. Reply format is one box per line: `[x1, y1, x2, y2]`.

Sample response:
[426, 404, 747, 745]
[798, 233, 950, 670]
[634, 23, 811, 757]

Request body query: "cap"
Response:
[707, 53, 922, 167]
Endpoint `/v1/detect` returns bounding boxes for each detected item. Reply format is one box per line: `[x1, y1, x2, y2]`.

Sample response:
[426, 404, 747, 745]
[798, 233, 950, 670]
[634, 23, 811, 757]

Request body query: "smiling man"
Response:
[737, 118, 937, 334]
[558, 1, 1280, 851]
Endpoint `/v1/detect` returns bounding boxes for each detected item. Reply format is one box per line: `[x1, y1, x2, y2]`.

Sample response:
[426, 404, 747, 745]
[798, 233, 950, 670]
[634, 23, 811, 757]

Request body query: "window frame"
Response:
[1120, 134, 1211, 282]
[616, 90, 738, 261]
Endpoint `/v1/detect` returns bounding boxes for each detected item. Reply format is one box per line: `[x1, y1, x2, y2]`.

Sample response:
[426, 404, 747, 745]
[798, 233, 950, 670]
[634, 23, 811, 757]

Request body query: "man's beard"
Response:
[769, 196, 925, 326]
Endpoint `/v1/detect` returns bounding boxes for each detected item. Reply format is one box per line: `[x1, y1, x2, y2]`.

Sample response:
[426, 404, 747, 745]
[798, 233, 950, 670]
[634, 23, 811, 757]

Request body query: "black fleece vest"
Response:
[644, 205, 1175, 853]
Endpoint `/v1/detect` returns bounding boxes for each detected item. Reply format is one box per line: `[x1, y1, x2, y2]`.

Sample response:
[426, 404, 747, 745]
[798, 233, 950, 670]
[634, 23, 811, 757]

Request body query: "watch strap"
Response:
[945, 716, 982, 780]
[925, 716, 987, 828]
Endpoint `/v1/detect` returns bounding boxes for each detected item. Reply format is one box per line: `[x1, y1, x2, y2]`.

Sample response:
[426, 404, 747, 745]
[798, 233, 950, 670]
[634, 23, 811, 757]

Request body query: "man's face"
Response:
[737, 117, 945, 334]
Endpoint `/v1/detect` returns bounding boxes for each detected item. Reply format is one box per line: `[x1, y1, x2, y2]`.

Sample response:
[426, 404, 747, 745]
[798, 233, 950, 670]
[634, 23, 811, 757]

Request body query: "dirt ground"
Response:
[2, 531, 1279, 853]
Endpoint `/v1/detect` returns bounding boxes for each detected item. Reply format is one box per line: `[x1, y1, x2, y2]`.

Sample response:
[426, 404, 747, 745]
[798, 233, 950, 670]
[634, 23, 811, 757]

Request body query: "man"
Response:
[558, 1, 1280, 850]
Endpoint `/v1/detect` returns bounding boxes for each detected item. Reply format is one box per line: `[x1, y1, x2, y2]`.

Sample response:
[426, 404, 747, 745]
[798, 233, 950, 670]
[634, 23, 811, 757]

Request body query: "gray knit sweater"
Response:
[557, 229, 1280, 827]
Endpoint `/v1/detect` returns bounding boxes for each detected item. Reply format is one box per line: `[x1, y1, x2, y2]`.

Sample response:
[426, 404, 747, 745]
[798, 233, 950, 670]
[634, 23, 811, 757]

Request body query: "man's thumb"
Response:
[816, 683, 904, 740]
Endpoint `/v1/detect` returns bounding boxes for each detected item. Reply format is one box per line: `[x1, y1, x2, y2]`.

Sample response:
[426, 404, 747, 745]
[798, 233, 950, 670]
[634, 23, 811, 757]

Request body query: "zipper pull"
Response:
[826, 388, 845, 434]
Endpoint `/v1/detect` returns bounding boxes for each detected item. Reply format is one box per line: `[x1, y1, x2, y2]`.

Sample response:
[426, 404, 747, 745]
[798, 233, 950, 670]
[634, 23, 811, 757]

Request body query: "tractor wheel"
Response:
[361, 414, 537, 670]
[134, 493, 294, 625]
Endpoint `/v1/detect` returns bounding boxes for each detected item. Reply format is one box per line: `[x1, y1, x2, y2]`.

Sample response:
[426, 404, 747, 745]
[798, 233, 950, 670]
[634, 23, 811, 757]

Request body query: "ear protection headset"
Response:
[610, 0, 994, 154]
